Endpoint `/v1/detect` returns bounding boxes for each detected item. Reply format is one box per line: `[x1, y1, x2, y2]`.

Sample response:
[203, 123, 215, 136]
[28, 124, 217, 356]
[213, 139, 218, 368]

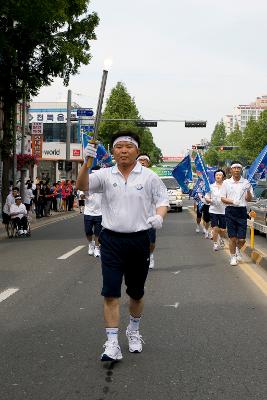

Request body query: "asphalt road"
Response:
[1, 209, 267, 400]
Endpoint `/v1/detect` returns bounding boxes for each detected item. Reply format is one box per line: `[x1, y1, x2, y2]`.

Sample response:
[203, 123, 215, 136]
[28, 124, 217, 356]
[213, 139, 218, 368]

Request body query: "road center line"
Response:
[57, 245, 86, 260]
[0, 288, 19, 303]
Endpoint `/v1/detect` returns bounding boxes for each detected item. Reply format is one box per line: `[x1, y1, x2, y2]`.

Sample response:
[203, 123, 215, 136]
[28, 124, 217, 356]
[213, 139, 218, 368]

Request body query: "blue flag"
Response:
[247, 145, 267, 187]
[206, 166, 217, 184]
[172, 155, 193, 193]
[190, 177, 206, 211]
[82, 134, 113, 168]
[194, 152, 211, 193]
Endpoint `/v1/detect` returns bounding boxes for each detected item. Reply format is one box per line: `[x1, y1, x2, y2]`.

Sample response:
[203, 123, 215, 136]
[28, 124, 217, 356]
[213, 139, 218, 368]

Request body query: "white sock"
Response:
[106, 327, 118, 343]
[128, 315, 141, 332]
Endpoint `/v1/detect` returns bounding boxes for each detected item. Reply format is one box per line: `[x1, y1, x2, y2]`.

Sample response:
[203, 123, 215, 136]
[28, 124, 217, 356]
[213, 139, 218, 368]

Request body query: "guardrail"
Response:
[247, 219, 267, 234]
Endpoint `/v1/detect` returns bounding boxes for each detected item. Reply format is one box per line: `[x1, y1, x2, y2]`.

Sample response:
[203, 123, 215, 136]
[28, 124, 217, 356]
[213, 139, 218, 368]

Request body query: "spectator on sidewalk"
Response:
[10, 196, 28, 235]
[2, 187, 19, 224]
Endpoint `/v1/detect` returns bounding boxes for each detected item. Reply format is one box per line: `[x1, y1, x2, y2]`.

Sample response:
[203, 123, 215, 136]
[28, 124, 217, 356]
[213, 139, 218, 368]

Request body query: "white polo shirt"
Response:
[207, 183, 226, 215]
[84, 191, 102, 216]
[88, 163, 169, 233]
[10, 203, 27, 219]
[221, 176, 254, 207]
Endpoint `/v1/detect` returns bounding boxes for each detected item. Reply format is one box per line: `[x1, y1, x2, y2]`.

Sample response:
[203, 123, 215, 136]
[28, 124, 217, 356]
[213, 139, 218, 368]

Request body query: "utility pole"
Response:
[66, 89, 72, 179]
[20, 91, 26, 202]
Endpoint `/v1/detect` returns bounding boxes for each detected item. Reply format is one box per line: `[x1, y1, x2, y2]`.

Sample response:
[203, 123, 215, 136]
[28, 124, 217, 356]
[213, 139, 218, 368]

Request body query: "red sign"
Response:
[73, 149, 80, 156]
[32, 135, 43, 159]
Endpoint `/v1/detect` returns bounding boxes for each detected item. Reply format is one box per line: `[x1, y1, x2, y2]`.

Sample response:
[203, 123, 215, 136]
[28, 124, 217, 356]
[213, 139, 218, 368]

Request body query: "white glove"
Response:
[233, 200, 240, 206]
[84, 143, 97, 161]
[146, 215, 163, 229]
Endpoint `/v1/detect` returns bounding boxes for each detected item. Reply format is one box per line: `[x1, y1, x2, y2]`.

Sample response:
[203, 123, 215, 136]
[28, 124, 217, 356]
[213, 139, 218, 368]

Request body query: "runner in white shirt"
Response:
[10, 196, 28, 235]
[76, 130, 169, 362]
[205, 169, 227, 251]
[221, 161, 253, 266]
[83, 166, 102, 258]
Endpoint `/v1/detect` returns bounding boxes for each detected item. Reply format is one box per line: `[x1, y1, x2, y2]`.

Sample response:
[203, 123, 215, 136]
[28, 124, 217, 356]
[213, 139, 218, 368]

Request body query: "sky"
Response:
[33, 0, 267, 156]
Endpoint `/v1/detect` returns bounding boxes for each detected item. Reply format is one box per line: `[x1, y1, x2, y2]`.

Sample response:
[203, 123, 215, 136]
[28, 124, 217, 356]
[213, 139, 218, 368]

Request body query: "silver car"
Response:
[249, 189, 267, 235]
[160, 177, 183, 212]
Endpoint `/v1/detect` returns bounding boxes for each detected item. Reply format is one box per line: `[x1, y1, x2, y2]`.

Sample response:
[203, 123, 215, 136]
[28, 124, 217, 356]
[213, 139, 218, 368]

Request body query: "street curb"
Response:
[242, 243, 267, 272]
[186, 206, 267, 272]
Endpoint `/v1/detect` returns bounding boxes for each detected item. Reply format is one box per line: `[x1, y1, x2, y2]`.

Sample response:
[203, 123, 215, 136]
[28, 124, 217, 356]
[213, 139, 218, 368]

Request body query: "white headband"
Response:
[137, 155, 150, 162]
[231, 163, 242, 168]
[113, 136, 139, 148]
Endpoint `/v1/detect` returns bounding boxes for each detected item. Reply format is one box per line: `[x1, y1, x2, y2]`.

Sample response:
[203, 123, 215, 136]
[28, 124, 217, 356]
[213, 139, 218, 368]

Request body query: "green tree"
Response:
[210, 121, 227, 146]
[99, 82, 162, 164]
[203, 121, 226, 166]
[241, 111, 267, 163]
[0, 0, 99, 205]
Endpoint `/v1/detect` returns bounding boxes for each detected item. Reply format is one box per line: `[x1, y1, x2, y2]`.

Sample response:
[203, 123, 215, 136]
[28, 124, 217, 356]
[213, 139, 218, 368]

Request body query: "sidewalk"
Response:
[1, 209, 80, 240]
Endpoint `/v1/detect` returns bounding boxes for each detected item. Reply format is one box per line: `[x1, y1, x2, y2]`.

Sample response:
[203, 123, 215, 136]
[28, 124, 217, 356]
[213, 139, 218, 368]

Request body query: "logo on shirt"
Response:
[136, 184, 143, 190]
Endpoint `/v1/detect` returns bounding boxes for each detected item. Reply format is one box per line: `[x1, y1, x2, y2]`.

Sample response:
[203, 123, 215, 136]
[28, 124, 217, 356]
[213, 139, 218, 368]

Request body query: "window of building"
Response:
[30, 123, 79, 143]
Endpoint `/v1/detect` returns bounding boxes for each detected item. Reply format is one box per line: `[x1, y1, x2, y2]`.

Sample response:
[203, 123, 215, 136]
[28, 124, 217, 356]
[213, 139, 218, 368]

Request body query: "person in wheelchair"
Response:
[10, 196, 28, 235]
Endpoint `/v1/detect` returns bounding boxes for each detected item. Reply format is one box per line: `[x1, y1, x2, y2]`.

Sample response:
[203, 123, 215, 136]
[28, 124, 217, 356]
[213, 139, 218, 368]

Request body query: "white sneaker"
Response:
[209, 231, 213, 239]
[126, 329, 144, 353]
[230, 256, 238, 266]
[235, 248, 243, 262]
[204, 231, 209, 239]
[94, 246, 101, 258]
[195, 226, 200, 233]
[88, 242, 94, 255]
[149, 254, 154, 269]
[23, 230, 28, 235]
[213, 243, 219, 251]
[18, 230, 23, 235]
[219, 239, 225, 248]
[101, 341, 122, 361]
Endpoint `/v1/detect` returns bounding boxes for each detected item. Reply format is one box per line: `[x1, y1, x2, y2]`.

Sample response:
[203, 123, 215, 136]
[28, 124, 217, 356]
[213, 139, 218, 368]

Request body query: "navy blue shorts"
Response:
[210, 213, 226, 229]
[148, 228, 156, 244]
[84, 215, 102, 237]
[225, 206, 247, 239]
[99, 229, 150, 300]
[197, 204, 210, 223]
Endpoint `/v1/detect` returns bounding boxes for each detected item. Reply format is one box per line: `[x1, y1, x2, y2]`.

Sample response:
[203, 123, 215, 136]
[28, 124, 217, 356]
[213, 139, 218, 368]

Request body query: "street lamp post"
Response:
[66, 89, 72, 179]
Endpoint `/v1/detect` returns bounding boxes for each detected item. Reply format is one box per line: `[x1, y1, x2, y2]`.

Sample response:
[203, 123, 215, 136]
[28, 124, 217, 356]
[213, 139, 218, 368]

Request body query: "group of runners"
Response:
[194, 163, 253, 266]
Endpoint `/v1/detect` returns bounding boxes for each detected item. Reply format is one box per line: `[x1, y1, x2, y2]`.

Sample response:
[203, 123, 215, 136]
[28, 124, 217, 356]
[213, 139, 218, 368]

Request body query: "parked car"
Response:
[249, 192, 267, 236]
[160, 176, 183, 212]
[251, 182, 267, 202]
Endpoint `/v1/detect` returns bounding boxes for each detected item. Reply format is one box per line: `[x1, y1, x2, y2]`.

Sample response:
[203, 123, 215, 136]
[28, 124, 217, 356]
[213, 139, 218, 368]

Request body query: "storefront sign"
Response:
[42, 142, 83, 160]
[32, 122, 43, 135]
[32, 135, 43, 159]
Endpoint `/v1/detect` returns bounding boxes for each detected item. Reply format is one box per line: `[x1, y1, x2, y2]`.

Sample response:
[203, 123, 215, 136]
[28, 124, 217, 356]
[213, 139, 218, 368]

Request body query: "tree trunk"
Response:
[1, 94, 16, 209]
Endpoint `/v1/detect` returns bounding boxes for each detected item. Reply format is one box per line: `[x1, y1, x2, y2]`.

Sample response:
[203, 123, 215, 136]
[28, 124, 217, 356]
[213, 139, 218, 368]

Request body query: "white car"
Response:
[160, 176, 183, 212]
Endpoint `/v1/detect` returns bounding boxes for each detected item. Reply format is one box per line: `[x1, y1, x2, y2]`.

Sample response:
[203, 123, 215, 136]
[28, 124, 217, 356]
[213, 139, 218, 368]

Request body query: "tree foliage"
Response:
[99, 82, 162, 164]
[0, 0, 99, 204]
[204, 113, 267, 167]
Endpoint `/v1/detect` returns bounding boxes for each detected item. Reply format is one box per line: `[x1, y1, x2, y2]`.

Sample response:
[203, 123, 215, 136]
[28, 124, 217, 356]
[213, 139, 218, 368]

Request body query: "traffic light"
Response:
[185, 121, 206, 128]
[58, 160, 64, 170]
[136, 120, 157, 127]
[192, 145, 205, 150]
[219, 146, 235, 151]
[65, 161, 72, 171]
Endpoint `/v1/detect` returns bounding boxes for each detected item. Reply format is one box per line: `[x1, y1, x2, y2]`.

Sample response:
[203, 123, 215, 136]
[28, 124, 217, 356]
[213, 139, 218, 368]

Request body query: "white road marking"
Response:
[183, 206, 189, 210]
[0, 288, 19, 303]
[57, 245, 85, 260]
[164, 302, 179, 308]
[172, 271, 181, 275]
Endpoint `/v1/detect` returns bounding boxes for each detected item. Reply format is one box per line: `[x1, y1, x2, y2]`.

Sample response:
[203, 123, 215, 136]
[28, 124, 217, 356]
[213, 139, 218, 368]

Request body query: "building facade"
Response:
[224, 95, 267, 133]
[29, 102, 93, 182]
